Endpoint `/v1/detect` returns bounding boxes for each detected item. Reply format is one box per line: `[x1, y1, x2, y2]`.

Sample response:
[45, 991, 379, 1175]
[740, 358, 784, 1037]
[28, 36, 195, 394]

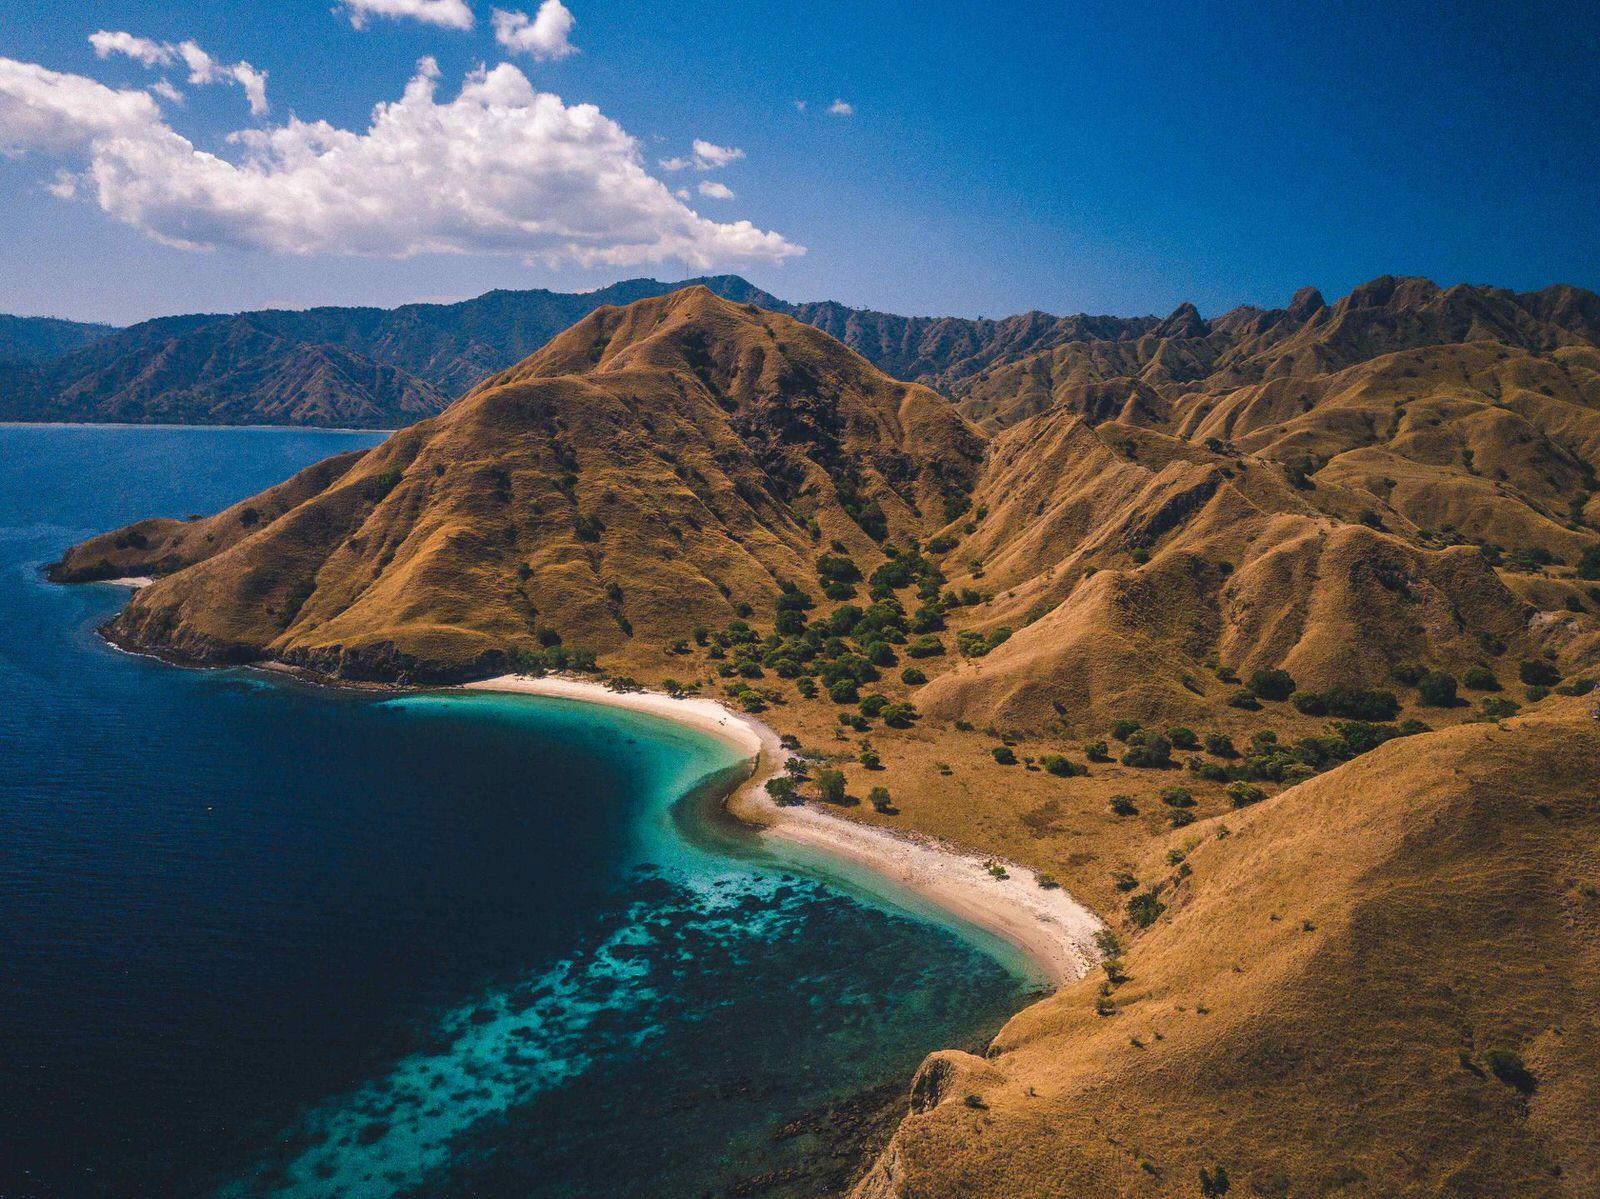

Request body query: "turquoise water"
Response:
[0, 425, 1034, 1198]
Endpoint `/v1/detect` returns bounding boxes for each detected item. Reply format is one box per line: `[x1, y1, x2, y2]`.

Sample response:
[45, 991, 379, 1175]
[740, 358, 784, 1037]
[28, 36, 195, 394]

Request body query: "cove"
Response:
[1, 424, 1034, 1198]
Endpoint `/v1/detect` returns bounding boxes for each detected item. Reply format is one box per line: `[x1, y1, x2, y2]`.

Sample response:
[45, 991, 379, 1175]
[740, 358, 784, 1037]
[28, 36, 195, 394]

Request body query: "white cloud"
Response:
[0, 56, 802, 269]
[89, 31, 173, 68]
[661, 140, 744, 172]
[690, 138, 743, 169]
[828, 98, 853, 116]
[697, 180, 733, 200]
[340, 0, 476, 31]
[151, 79, 185, 104]
[87, 31, 268, 115]
[492, 1, 578, 61]
[792, 99, 806, 112]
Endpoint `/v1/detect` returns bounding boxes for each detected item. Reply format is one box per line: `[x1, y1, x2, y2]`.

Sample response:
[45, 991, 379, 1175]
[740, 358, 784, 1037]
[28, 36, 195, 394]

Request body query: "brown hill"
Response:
[854, 712, 1600, 1199]
[52, 288, 982, 679]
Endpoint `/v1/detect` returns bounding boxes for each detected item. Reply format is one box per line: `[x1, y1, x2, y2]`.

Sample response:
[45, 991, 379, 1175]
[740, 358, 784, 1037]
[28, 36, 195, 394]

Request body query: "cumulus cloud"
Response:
[661, 139, 745, 172]
[697, 180, 733, 200]
[88, 31, 172, 67]
[0, 55, 801, 269]
[492, 1, 578, 60]
[827, 98, 853, 116]
[88, 31, 269, 115]
[340, 0, 476, 30]
[690, 139, 743, 169]
[150, 78, 185, 104]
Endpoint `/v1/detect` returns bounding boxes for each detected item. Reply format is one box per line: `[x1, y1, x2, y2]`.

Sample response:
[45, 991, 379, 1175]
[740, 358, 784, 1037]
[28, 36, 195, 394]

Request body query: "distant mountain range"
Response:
[0, 313, 117, 366]
[5, 274, 1600, 429]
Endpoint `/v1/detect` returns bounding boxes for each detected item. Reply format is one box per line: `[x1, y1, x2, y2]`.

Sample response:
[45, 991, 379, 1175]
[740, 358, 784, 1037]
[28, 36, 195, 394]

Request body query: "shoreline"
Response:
[464, 674, 1104, 987]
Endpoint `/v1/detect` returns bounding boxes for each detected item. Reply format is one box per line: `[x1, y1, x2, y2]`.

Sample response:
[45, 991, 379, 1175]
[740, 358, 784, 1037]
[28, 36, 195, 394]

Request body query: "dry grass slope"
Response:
[854, 714, 1600, 1199]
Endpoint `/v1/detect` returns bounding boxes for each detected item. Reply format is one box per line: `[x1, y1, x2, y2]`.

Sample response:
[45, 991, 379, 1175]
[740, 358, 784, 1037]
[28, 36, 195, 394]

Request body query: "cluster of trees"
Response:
[509, 642, 599, 674]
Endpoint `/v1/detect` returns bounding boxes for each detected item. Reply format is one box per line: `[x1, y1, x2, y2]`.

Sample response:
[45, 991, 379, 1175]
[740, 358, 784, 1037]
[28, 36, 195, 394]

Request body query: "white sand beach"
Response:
[465, 674, 1103, 986]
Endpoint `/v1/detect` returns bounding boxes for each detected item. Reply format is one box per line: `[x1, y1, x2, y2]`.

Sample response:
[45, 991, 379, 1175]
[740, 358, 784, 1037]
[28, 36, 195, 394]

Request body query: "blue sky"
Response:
[1, 0, 1596, 325]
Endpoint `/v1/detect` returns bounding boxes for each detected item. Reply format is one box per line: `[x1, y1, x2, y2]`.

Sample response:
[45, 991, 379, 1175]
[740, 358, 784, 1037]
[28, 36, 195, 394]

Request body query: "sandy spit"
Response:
[465, 675, 1103, 986]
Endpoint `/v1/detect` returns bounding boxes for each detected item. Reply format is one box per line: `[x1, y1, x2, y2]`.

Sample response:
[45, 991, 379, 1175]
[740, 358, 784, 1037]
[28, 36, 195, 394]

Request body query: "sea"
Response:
[0, 424, 1036, 1199]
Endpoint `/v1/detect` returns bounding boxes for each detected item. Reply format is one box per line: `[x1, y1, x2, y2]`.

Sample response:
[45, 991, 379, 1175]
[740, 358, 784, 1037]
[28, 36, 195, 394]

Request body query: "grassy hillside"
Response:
[855, 711, 1600, 1199]
[54, 288, 981, 678]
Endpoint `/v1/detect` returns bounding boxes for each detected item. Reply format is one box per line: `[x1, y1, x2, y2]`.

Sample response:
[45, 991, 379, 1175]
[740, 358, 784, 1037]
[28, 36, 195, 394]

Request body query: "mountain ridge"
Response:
[12, 274, 1597, 429]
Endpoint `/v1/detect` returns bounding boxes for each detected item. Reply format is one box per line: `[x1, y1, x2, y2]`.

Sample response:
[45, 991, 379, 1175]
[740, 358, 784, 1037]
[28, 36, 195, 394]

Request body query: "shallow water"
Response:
[0, 425, 1033, 1198]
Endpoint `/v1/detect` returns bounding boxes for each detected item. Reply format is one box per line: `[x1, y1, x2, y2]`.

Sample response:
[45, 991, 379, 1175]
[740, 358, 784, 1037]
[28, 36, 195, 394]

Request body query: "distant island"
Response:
[53, 277, 1600, 1198]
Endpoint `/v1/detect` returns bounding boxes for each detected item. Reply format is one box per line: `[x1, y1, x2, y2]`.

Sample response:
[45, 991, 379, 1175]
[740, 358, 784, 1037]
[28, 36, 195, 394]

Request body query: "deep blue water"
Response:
[0, 425, 1032, 1199]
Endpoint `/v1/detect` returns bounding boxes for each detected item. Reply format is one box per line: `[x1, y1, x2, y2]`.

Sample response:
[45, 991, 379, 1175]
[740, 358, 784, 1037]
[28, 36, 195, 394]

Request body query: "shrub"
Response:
[815, 769, 847, 804]
[1084, 740, 1111, 762]
[859, 694, 889, 718]
[1199, 1165, 1232, 1198]
[906, 634, 945, 658]
[1169, 808, 1195, 827]
[1481, 696, 1520, 719]
[1204, 732, 1236, 758]
[868, 785, 893, 812]
[1525, 685, 1551, 702]
[1484, 1049, 1537, 1094]
[1109, 795, 1138, 817]
[1190, 760, 1230, 782]
[1040, 753, 1083, 777]
[1249, 668, 1297, 701]
[1127, 890, 1166, 928]
[1227, 782, 1266, 808]
[991, 746, 1018, 765]
[1110, 719, 1142, 741]
[1518, 659, 1561, 687]
[863, 640, 898, 667]
[1417, 671, 1459, 707]
[1160, 786, 1195, 808]
[1121, 733, 1172, 768]
[957, 627, 1012, 657]
[1166, 726, 1199, 750]
[367, 468, 404, 501]
[828, 679, 859, 704]
[1580, 544, 1600, 581]
[881, 702, 918, 728]
[858, 745, 882, 770]
[1391, 662, 1424, 687]
[1294, 686, 1401, 720]
[901, 667, 927, 685]
[1226, 688, 1260, 710]
[1462, 665, 1499, 691]
[764, 776, 799, 805]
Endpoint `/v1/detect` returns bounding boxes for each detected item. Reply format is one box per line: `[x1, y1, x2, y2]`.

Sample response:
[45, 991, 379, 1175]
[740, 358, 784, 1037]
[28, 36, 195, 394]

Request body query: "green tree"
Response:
[815, 768, 847, 804]
[1248, 668, 1296, 701]
[1418, 671, 1458, 707]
